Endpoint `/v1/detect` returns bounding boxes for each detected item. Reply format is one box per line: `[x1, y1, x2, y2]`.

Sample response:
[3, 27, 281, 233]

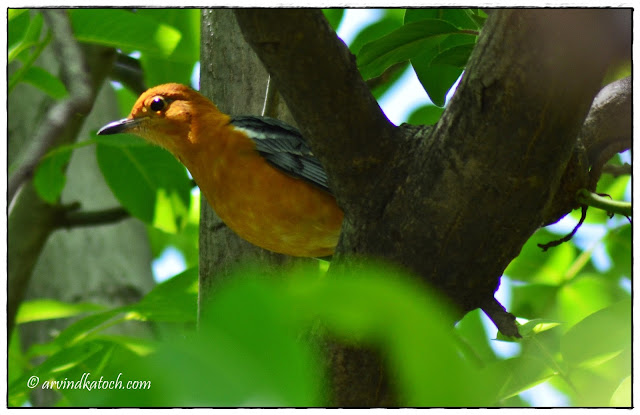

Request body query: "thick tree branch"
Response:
[111, 53, 146, 95]
[8, 10, 115, 335]
[198, 10, 301, 314]
[235, 10, 400, 217]
[541, 75, 631, 226]
[580, 76, 631, 164]
[213, 9, 626, 406]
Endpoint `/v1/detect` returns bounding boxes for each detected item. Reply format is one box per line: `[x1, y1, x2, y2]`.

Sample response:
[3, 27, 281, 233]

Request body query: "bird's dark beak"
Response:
[97, 117, 143, 135]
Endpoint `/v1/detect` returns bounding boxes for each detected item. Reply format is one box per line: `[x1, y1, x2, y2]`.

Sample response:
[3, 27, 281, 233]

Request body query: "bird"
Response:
[98, 83, 343, 257]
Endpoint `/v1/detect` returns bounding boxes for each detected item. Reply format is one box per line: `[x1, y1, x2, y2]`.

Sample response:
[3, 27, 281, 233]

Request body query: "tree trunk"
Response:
[200, 9, 629, 406]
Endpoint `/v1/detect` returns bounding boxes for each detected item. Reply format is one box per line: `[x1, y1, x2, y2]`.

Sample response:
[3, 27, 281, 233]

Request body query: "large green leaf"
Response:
[8, 9, 31, 53]
[602, 224, 631, 278]
[561, 299, 630, 368]
[505, 228, 577, 284]
[8, 11, 44, 62]
[349, 11, 405, 55]
[20, 65, 68, 99]
[357, 19, 463, 80]
[95, 139, 191, 233]
[322, 9, 344, 31]
[33, 145, 73, 204]
[410, 34, 475, 106]
[69, 9, 181, 59]
[406, 103, 444, 126]
[16, 299, 106, 324]
[136, 9, 200, 87]
[132, 267, 198, 322]
[556, 274, 628, 327]
[404, 8, 481, 30]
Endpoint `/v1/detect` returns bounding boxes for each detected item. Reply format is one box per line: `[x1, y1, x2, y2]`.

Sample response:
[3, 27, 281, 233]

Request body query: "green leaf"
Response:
[16, 299, 106, 324]
[557, 274, 629, 327]
[8, 9, 31, 51]
[132, 267, 198, 322]
[284, 266, 497, 406]
[21, 65, 68, 99]
[404, 8, 480, 30]
[349, 12, 404, 55]
[603, 224, 631, 277]
[410, 34, 475, 106]
[517, 319, 562, 337]
[561, 299, 630, 368]
[505, 228, 576, 284]
[455, 309, 498, 365]
[322, 9, 344, 31]
[69, 9, 182, 59]
[406, 104, 444, 125]
[490, 356, 555, 402]
[50, 308, 131, 350]
[33, 145, 73, 204]
[357, 19, 463, 80]
[8, 11, 44, 62]
[610, 376, 631, 407]
[510, 283, 559, 319]
[431, 43, 476, 67]
[96, 141, 191, 232]
[413, 62, 463, 107]
[137, 9, 200, 86]
[9, 341, 106, 406]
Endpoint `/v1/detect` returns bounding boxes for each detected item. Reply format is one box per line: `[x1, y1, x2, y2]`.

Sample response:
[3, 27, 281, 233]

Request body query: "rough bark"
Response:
[233, 9, 629, 405]
[198, 10, 310, 313]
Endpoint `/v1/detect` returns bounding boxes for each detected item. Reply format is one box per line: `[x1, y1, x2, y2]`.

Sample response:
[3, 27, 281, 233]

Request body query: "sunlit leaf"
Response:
[69, 9, 181, 59]
[610, 376, 631, 407]
[561, 300, 630, 368]
[16, 299, 106, 324]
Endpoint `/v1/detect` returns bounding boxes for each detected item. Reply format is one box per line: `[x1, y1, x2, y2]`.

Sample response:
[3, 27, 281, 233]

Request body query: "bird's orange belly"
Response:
[195, 150, 343, 257]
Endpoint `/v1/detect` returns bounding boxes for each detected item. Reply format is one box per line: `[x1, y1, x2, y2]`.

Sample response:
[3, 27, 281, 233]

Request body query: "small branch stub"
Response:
[576, 188, 631, 218]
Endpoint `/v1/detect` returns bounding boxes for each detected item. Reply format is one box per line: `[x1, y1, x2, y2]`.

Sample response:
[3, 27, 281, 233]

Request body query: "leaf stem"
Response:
[576, 189, 631, 217]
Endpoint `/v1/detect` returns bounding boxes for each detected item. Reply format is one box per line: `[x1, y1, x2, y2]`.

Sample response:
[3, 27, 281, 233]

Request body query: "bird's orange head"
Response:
[98, 83, 228, 157]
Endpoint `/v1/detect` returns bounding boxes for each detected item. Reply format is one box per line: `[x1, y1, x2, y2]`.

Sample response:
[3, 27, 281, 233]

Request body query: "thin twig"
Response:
[55, 206, 130, 230]
[538, 205, 588, 251]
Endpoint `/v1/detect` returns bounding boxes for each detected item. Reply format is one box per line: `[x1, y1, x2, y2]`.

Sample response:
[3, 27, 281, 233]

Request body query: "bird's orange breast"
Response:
[188, 128, 343, 257]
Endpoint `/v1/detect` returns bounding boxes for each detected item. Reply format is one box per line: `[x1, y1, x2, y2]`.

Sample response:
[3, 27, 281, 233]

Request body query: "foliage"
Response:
[8, 8, 631, 407]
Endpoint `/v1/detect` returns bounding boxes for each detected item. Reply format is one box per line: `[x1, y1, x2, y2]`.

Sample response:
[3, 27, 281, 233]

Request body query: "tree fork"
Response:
[233, 9, 627, 405]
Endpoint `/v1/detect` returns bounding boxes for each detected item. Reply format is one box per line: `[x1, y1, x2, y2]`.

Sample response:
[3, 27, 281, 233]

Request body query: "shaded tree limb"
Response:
[198, 10, 301, 317]
[235, 10, 400, 217]
[481, 297, 520, 338]
[8, 10, 95, 204]
[231, 9, 627, 406]
[602, 163, 631, 177]
[111, 53, 147, 95]
[8, 9, 115, 335]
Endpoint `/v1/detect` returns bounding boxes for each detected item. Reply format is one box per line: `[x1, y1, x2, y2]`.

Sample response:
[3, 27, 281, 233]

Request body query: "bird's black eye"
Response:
[149, 96, 167, 112]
